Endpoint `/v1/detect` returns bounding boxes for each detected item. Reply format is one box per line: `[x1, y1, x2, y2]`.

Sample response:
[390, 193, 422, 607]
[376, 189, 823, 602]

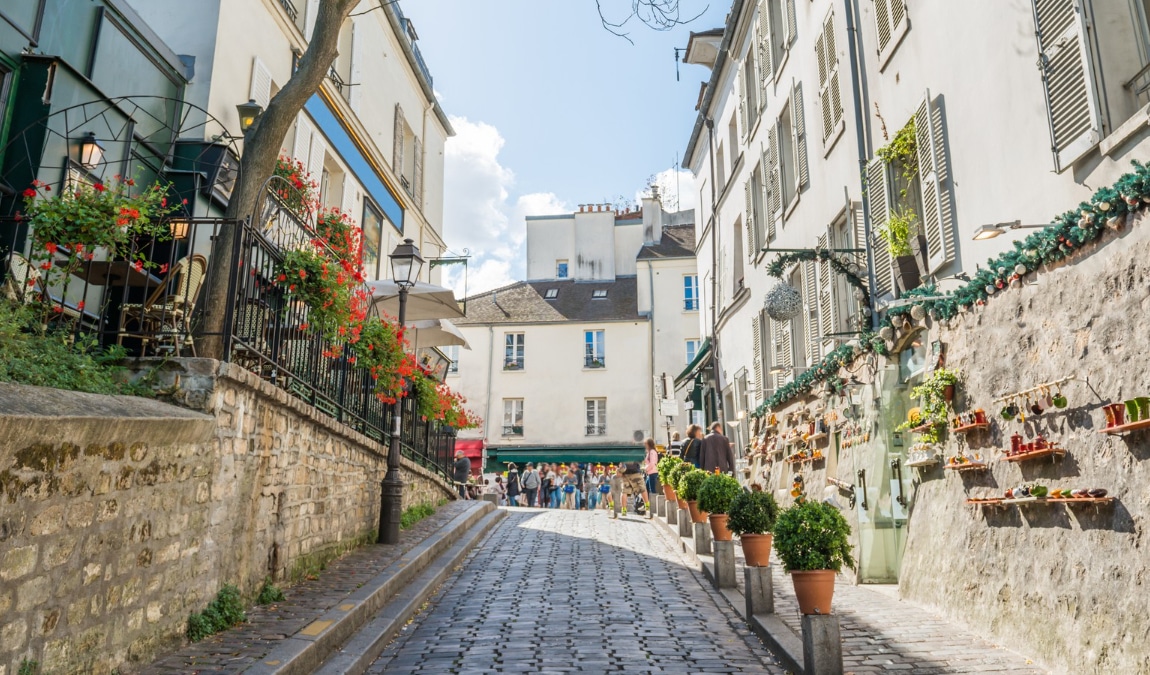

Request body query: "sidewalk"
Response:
[657, 509, 1047, 674]
[142, 500, 474, 674]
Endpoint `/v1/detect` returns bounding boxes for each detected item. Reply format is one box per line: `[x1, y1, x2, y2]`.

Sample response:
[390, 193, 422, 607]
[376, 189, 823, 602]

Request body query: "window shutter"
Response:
[816, 28, 832, 141]
[1032, 0, 1102, 171]
[876, 0, 908, 65]
[759, 0, 774, 83]
[745, 181, 757, 262]
[413, 136, 424, 209]
[250, 57, 272, 109]
[817, 233, 835, 342]
[785, 0, 797, 45]
[292, 114, 312, 166]
[874, 0, 892, 52]
[738, 68, 748, 136]
[341, 176, 357, 214]
[792, 81, 809, 189]
[760, 148, 775, 242]
[914, 91, 954, 273]
[866, 158, 893, 298]
[307, 130, 326, 187]
[818, 13, 842, 143]
[393, 104, 405, 174]
[773, 317, 791, 388]
[767, 125, 782, 219]
[752, 315, 763, 402]
[348, 21, 361, 110]
[803, 259, 819, 364]
[303, 0, 318, 39]
[756, 29, 769, 110]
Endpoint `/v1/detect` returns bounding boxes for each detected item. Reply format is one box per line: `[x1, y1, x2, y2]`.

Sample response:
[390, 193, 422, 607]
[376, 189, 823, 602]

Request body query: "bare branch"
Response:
[597, 0, 709, 44]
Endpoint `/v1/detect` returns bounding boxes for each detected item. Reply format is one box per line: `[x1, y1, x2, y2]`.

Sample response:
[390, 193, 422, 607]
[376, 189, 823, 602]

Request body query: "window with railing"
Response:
[586, 398, 607, 436]
[503, 398, 523, 436]
[584, 330, 605, 368]
[504, 332, 524, 370]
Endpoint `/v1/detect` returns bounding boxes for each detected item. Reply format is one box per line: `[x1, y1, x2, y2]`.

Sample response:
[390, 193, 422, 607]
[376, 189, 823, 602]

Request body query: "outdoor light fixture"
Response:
[236, 99, 265, 133]
[389, 238, 425, 287]
[769, 365, 792, 375]
[972, 220, 1048, 241]
[168, 220, 190, 240]
[79, 132, 105, 169]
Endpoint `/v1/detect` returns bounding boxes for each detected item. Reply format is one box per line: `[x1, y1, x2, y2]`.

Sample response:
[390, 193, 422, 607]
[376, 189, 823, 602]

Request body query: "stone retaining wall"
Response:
[0, 359, 454, 674]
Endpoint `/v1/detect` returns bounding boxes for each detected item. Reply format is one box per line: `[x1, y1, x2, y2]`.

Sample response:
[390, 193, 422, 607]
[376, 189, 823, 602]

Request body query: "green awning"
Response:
[488, 446, 644, 467]
[674, 337, 712, 387]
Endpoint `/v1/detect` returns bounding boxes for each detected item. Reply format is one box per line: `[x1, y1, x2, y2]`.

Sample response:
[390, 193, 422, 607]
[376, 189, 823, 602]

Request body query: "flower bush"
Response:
[316, 207, 362, 265]
[272, 156, 318, 217]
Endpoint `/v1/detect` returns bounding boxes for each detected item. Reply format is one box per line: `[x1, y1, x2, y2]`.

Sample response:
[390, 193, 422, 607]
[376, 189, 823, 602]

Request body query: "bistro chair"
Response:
[118, 254, 207, 356]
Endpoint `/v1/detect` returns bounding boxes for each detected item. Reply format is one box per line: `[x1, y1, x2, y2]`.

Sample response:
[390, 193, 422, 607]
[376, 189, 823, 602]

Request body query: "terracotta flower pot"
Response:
[686, 500, 709, 524]
[663, 484, 677, 502]
[677, 498, 688, 510]
[739, 533, 773, 566]
[708, 513, 733, 541]
[791, 569, 837, 615]
[943, 384, 955, 402]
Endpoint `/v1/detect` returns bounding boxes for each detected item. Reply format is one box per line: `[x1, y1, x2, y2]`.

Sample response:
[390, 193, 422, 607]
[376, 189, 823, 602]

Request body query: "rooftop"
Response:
[637, 225, 697, 260]
[457, 278, 644, 325]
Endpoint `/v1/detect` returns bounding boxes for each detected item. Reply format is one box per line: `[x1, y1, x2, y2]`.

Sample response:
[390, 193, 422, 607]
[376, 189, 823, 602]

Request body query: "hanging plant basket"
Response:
[764, 282, 804, 321]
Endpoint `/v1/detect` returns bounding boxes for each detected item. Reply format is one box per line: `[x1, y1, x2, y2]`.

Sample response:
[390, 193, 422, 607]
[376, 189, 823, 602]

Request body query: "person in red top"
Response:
[643, 438, 660, 519]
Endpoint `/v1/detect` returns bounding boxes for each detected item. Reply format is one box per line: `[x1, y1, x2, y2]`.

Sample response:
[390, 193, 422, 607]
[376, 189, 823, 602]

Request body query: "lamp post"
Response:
[379, 238, 424, 544]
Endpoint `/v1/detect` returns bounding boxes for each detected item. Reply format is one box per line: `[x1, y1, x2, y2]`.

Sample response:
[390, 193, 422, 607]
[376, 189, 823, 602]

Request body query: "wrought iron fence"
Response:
[585, 424, 606, 436]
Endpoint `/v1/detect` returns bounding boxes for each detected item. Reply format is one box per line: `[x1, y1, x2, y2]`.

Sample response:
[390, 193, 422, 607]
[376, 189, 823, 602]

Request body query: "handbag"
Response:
[599, 484, 611, 494]
[564, 484, 575, 493]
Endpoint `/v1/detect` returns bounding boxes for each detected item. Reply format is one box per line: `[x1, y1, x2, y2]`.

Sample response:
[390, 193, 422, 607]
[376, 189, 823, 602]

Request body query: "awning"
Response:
[454, 439, 485, 476]
[674, 337, 712, 387]
[487, 446, 644, 467]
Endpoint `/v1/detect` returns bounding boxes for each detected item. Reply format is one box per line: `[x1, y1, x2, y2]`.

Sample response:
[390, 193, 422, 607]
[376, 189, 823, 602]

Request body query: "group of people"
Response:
[469, 421, 736, 517]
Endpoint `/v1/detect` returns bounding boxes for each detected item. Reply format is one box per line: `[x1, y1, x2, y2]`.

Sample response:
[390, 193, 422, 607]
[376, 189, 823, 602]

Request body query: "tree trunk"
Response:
[198, 0, 358, 359]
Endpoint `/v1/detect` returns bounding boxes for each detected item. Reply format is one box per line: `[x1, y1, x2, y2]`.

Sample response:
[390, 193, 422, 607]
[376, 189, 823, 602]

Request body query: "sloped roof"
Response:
[458, 278, 644, 325]
[637, 225, 697, 260]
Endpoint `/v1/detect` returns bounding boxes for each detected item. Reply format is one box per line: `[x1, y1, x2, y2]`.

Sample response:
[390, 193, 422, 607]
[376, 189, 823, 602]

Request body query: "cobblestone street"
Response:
[367, 508, 785, 674]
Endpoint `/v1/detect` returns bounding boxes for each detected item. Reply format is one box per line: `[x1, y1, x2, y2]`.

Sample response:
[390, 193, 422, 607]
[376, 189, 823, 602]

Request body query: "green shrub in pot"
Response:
[697, 473, 742, 515]
[676, 468, 708, 502]
[657, 455, 683, 486]
[772, 499, 854, 572]
[665, 461, 692, 496]
[726, 490, 780, 536]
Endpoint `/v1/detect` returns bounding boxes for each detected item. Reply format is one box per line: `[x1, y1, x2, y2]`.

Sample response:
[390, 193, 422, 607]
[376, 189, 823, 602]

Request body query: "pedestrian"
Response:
[575, 463, 587, 509]
[506, 463, 521, 507]
[562, 468, 578, 509]
[609, 464, 625, 519]
[521, 463, 540, 507]
[587, 465, 602, 510]
[669, 431, 683, 458]
[539, 463, 553, 508]
[700, 421, 736, 474]
[452, 449, 471, 499]
[643, 438, 660, 519]
[620, 457, 648, 515]
[548, 464, 562, 508]
[491, 476, 507, 505]
[682, 424, 703, 468]
[597, 466, 612, 510]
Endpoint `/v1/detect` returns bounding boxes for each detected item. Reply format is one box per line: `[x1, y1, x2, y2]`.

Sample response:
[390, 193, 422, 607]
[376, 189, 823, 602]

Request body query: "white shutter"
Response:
[876, 0, 909, 66]
[818, 12, 842, 144]
[785, 0, 797, 45]
[818, 233, 835, 344]
[745, 181, 757, 263]
[307, 129, 326, 185]
[341, 176, 358, 214]
[760, 148, 775, 242]
[413, 136, 424, 209]
[767, 124, 782, 219]
[303, 0, 318, 39]
[347, 21, 361, 110]
[914, 91, 954, 273]
[792, 81, 809, 189]
[1032, 0, 1102, 171]
[292, 114, 312, 166]
[875, 0, 892, 52]
[752, 316, 763, 403]
[773, 317, 791, 387]
[759, 0, 774, 83]
[816, 26, 832, 141]
[738, 68, 748, 137]
[803, 259, 819, 364]
[867, 158, 893, 298]
[393, 104, 405, 174]
[249, 57, 272, 108]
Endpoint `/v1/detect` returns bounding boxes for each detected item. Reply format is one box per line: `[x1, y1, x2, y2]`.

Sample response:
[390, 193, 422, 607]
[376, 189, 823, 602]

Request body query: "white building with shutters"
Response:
[680, 0, 1150, 451]
[126, 0, 453, 281]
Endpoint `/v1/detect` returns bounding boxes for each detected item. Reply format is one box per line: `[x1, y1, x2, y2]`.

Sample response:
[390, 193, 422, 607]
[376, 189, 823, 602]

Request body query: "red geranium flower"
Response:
[22, 188, 36, 198]
[93, 183, 106, 192]
[44, 242, 58, 254]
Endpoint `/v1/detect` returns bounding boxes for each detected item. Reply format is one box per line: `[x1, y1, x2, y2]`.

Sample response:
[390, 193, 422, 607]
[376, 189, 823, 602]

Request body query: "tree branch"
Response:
[597, 0, 709, 44]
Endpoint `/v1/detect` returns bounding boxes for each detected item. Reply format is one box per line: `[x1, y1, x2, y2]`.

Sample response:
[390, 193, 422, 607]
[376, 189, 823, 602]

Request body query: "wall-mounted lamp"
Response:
[972, 220, 1047, 241]
[79, 132, 105, 170]
[168, 220, 190, 240]
[769, 365, 792, 375]
[236, 99, 265, 133]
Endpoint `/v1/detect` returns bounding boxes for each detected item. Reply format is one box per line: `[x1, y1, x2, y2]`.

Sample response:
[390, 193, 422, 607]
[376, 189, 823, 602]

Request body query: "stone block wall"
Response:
[0, 360, 454, 674]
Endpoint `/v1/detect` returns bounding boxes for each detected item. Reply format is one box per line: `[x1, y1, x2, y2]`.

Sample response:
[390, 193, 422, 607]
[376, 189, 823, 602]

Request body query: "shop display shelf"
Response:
[906, 457, 941, 468]
[1098, 419, 1150, 435]
[952, 422, 990, 433]
[945, 462, 988, 472]
[1002, 447, 1065, 463]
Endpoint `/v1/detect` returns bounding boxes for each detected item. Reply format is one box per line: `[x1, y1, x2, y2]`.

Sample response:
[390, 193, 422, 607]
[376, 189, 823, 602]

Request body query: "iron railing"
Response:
[585, 424, 606, 436]
[584, 355, 605, 369]
[503, 425, 523, 436]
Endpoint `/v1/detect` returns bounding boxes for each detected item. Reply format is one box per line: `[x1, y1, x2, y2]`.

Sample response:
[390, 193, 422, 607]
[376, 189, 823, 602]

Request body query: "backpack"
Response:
[622, 461, 642, 474]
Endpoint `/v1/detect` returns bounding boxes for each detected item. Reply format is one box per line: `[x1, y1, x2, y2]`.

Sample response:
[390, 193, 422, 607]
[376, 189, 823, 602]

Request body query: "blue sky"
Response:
[402, 0, 728, 293]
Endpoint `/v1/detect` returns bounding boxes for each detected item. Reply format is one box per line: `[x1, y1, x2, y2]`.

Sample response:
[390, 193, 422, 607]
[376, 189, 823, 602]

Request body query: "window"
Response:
[545, 288, 558, 299]
[503, 399, 523, 436]
[393, 104, 424, 206]
[778, 102, 796, 210]
[788, 268, 808, 368]
[745, 165, 767, 261]
[0, 65, 12, 154]
[361, 199, 384, 280]
[752, 310, 773, 399]
[584, 330, 605, 368]
[586, 398, 607, 436]
[874, 0, 909, 69]
[331, 18, 354, 102]
[504, 333, 525, 370]
[684, 275, 699, 310]
[728, 117, 739, 166]
[686, 339, 701, 364]
[815, 11, 844, 147]
[444, 345, 460, 374]
[732, 217, 744, 291]
[766, 83, 809, 222]
[592, 289, 608, 299]
[556, 260, 569, 278]
[742, 50, 759, 132]
[758, 0, 795, 84]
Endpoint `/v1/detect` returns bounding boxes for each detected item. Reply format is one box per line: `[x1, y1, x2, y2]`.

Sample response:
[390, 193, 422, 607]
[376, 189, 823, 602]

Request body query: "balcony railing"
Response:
[278, 0, 299, 22]
[328, 66, 350, 102]
[392, 2, 434, 89]
[584, 356, 605, 369]
[503, 425, 523, 436]
[585, 424, 606, 436]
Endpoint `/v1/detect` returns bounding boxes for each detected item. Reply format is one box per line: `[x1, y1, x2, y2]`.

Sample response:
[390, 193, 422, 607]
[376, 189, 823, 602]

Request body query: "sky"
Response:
[401, 0, 729, 294]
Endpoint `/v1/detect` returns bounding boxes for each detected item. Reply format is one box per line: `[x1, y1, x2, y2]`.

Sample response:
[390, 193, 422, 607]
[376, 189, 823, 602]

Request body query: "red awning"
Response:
[455, 440, 485, 476]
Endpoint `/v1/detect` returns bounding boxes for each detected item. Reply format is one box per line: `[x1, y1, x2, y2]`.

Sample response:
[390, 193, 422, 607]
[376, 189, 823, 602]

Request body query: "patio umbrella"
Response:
[366, 280, 466, 321]
[406, 319, 471, 350]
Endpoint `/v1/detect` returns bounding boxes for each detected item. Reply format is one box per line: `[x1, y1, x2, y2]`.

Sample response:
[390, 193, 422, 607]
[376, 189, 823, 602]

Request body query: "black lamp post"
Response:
[379, 238, 424, 544]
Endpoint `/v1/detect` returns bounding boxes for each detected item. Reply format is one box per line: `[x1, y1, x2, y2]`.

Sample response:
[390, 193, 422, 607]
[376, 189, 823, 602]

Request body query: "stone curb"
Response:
[652, 511, 805, 674]
[242, 501, 497, 675]
[313, 507, 507, 674]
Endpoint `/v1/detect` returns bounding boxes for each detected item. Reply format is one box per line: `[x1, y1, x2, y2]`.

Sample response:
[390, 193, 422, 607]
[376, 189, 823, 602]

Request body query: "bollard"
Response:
[678, 509, 692, 537]
[744, 566, 774, 616]
[667, 501, 678, 524]
[801, 614, 842, 675]
[693, 521, 712, 555]
[656, 495, 666, 518]
[712, 540, 736, 588]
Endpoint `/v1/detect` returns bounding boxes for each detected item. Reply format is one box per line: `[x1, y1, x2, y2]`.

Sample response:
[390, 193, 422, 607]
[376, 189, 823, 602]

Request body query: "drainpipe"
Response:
[484, 325, 495, 448]
[646, 259, 657, 440]
[705, 117, 725, 427]
[844, 0, 879, 328]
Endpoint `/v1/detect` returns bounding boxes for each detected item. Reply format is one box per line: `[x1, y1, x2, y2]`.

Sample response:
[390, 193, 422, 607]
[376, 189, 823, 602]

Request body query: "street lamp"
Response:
[379, 238, 425, 545]
[971, 220, 1048, 241]
[236, 99, 265, 133]
[79, 132, 105, 169]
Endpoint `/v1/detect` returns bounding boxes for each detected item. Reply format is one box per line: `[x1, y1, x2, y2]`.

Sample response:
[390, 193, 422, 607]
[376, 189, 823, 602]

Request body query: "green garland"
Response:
[765, 249, 871, 307]
[751, 159, 1150, 415]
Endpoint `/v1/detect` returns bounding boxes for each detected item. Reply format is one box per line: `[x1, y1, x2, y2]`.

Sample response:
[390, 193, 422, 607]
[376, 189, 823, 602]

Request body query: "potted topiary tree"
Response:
[726, 490, 780, 566]
[657, 455, 683, 502]
[772, 499, 855, 615]
[677, 468, 710, 524]
[697, 473, 742, 541]
[667, 461, 692, 510]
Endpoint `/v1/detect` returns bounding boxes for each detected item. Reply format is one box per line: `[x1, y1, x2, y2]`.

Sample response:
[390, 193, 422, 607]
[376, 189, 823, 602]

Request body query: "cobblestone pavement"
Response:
[368, 508, 785, 674]
[142, 500, 472, 674]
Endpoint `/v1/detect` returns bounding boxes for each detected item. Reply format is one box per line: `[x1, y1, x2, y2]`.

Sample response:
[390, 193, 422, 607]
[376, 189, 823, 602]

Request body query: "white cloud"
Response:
[636, 168, 697, 215]
[441, 116, 567, 296]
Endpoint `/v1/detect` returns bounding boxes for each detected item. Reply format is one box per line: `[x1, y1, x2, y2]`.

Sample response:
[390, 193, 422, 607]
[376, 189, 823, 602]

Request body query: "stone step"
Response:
[242, 501, 502, 675]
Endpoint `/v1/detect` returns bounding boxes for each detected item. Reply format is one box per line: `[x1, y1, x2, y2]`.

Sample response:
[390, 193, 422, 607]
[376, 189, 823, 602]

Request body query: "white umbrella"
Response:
[366, 280, 466, 321]
[406, 319, 471, 350]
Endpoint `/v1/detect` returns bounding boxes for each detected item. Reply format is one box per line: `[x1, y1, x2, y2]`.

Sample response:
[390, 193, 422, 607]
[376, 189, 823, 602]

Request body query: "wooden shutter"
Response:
[817, 12, 841, 144]
[307, 130, 326, 186]
[803, 259, 819, 364]
[738, 68, 748, 136]
[393, 104, 405, 175]
[792, 81, 809, 189]
[914, 91, 954, 273]
[876, 0, 908, 65]
[866, 158, 893, 298]
[752, 315, 763, 403]
[759, 0, 774, 83]
[292, 114, 312, 166]
[816, 24, 831, 141]
[413, 136, 424, 208]
[785, 0, 797, 45]
[249, 57, 272, 108]
[760, 148, 775, 242]
[767, 124, 782, 219]
[341, 176, 357, 214]
[875, 0, 892, 51]
[1032, 0, 1101, 171]
[817, 233, 835, 340]
[745, 181, 757, 263]
[773, 317, 792, 387]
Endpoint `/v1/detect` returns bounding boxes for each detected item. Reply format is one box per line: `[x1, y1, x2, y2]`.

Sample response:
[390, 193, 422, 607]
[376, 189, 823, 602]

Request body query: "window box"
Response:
[584, 357, 606, 369]
[503, 425, 523, 436]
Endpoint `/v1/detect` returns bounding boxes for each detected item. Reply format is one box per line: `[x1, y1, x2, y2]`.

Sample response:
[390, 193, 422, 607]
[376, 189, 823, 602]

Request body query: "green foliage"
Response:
[0, 300, 149, 396]
[697, 473, 742, 514]
[186, 584, 246, 642]
[726, 490, 780, 536]
[18, 659, 39, 675]
[896, 368, 959, 440]
[256, 577, 285, 605]
[752, 333, 889, 417]
[656, 455, 684, 484]
[876, 116, 918, 198]
[665, 461, 692, 494]
[676, 468, 708, 502]
[878, 207, 918, 257]
[772, 500, 855, 572]
[765, 249, 870, 308]
[400, 502, 436, 530]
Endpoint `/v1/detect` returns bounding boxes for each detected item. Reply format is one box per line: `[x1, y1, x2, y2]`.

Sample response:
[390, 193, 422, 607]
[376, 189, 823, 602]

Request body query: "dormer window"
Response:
[545, 289, 558, 299]
[592, 289, 608, 299]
